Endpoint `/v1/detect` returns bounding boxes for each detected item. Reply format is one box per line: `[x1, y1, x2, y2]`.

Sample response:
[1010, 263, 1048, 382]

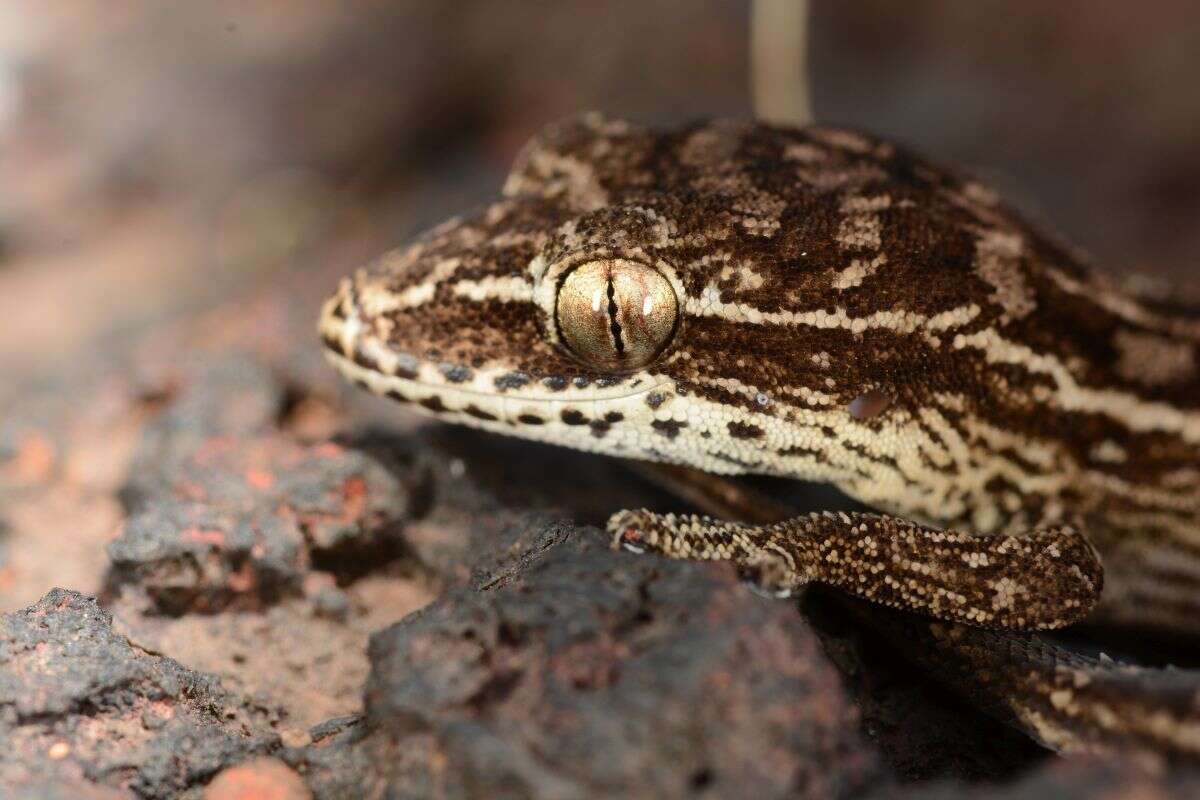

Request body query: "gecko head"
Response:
[321, 114, 1028, 523]
[318, 194, 699, 461]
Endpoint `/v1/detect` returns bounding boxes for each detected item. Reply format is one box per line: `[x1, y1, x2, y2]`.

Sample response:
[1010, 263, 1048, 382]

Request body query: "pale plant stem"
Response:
[751, 0, 813, 125]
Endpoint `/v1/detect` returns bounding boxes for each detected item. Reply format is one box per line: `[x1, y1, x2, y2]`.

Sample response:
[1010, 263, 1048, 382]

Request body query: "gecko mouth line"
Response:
[322, 347, 669, 408]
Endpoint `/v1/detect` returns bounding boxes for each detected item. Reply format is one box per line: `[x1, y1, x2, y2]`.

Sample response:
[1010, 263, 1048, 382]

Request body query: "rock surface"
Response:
[354, 519, 877, 798]
[107, 357, 431, 615]
[0, 589, 279, 799]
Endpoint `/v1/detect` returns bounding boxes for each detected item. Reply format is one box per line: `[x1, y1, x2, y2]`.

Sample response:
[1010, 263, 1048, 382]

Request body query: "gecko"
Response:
[319, 113, 1200, 762]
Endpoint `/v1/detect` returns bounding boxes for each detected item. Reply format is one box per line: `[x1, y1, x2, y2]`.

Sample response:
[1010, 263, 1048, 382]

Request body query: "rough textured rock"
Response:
[107, 356, 432, 615]
[110, 578, 433, 733]
[288, 516, 879, 799]
[0, 589, 280, 799]
[89, 353, 438, 733]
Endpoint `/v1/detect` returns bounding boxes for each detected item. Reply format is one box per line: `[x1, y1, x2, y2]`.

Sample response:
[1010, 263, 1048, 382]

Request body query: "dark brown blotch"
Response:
[419, 396, 448, 413]
[561, 409, 588, 425]
[652, 419, 688, 440]
[320, 331, 344, 355]
[351, 347, 382, 373]
[517, 414, 546, 425]
[727, 421, 764, 439]
[464, 405, 498, 421]
[778, 445, 830, 465]
[385, 389, 411, 404]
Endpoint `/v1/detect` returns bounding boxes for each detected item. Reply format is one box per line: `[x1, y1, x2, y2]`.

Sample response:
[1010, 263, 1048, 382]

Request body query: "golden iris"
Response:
[554, 259, 678, 371]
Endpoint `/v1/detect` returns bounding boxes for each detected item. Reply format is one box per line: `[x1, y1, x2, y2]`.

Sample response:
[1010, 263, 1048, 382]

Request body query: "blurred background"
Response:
[1, 1, 1197, 385]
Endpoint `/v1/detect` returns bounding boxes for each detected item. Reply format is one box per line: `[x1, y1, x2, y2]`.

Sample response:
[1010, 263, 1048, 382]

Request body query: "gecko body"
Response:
[320, 114, 1200, 757]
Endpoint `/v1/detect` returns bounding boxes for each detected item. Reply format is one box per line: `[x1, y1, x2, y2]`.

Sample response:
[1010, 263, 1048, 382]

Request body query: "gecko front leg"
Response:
[609, 509, 1103, 630]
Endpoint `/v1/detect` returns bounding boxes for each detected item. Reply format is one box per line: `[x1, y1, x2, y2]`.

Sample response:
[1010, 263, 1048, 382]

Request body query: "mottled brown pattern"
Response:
[321, 113, 1200, 760]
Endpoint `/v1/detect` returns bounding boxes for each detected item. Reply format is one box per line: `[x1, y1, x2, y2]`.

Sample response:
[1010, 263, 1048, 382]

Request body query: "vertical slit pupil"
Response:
[606, 278, 625, 356]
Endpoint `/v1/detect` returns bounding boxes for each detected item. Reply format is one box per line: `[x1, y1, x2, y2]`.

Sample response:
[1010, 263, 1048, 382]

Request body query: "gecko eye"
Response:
[554, 259, 678, 371]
